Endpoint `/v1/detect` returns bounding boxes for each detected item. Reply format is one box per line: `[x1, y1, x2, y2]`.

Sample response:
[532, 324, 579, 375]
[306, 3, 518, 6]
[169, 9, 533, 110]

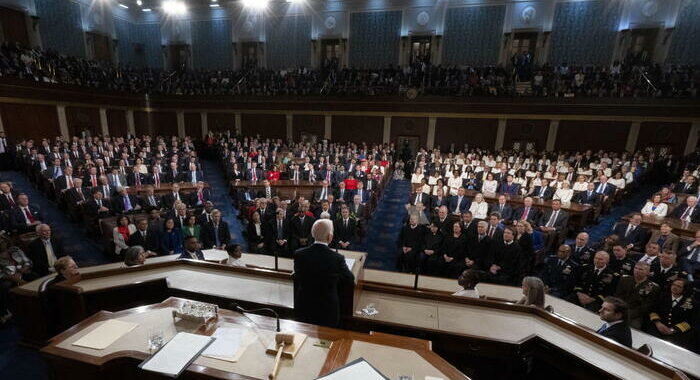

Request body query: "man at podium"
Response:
[293, 219, 355, 327]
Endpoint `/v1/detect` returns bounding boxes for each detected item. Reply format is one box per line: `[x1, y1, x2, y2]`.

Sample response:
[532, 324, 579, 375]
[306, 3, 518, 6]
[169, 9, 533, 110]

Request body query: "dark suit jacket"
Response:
[676, 182, 698, 194]
[113, 194, 141, 214]
[599, 321, 632, 348]
[490, 203, 513, 221]
[188, 189, 212, 208]
[613, 223, 647, 251]
[293, 243, 355, 327]
[529, 186, 554, 200]
[333, 218, 357, 245]
[179, 249, 205, 260]
[127, 172, 148, 186]
[256, 187, 278, 199]
[10, 205, 42, 231]
[670, 204, 700, 223]
[201, 221, 231, 248]
[410, 192, 430, 207]
[448, 195, 471, 214]
[499, 182, 520, 196]
[593, 182, 617, 197]
[538, 209, 569, 231]
[334, 189, 351, 203]
[0, 191, 19, 211]
[573, 190, 600, 205]
[180, 170, 205, 184]
[65, 187, 88, 207]
[27, 238, 65, 277]
[268, 218, 291, 243]
[141, 194, 162, 210]
[512, 206, 540, 224]
[84, 198, 112, 218]
[162, 192, 183, 209]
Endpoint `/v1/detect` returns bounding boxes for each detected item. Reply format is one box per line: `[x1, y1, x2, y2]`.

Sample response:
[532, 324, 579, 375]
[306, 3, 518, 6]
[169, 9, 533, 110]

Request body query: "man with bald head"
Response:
[293, 219, 355, 327]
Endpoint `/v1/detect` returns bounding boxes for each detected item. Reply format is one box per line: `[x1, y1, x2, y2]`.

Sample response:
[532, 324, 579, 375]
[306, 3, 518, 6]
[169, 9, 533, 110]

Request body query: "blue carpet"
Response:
[365, 178, 411, 270]
[200, 160, 247, 251]
[0, 170, 106, 267]
[0, 321, 47, 380]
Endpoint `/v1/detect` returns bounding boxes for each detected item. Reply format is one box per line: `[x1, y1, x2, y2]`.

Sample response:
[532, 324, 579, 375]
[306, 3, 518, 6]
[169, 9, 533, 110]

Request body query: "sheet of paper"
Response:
[72, 319, 138, 350]
[141, 332, 214, 377]
[344, 258, 355, 271]
[202, 249, 228, 262]
[317, 358, 388, 380]
[201, 327, 254, 362]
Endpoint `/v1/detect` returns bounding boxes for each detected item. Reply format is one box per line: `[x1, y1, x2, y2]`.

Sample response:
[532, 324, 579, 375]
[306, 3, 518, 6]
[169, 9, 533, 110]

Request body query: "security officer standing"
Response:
[542, 245, 578, 298]
[566, 251, 616, 312]
[613, 262, 660, 329]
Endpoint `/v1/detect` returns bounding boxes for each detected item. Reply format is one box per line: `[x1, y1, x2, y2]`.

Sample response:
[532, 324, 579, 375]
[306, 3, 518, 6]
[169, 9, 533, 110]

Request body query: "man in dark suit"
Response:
[363, 177, 378, 193]
[10, 194, 43, 234]
[245, 162, 263, 182]
[335, 182, 350, 204]
[499, 176, 520, 196]
[512, 197, 540, 225]
[313, 181, 333, 203]
[0, 183, 18, 211]
[464, 221, 492, 271]
[486, 227, 522, 286]
[537, 199, 570, 254]
[26, 224, 65, 277]
[140, 186, 162, 211]
[113, 187, 142, 214]
[352, 181, 370, 204]
[459, 211, 477, 238]
[127, 169, 147, 187]
[84, 190, 113, 221]
[409, 189, 430, 208]
[333, 207, 357, 250]
[675, 175, 698, 194]
[573, 182, 601, 205]
[188, 181, 212, 208]
[612, 213, 647, 252]
[597, 297, 633, 348]
[95, 176, 115, 200]
[397, 214, 424, 273]
[290, 206, 315, 251]
[181, 164, 204, 184]
[165, 162, 181, 183]
[201, 210, 231, 249]
[529, 179, 555, 200]
[293, 219, 355, 328]
[491, 195, 513, 223]
[348, 195, 366, 222]
[670, 196, 700, 223]
[180, 235, 205, 260]
[127, 218, 160, 256]
[448, 187, 470, 217]
[269, 208, 291, 257]
[162, 183, 183, 209]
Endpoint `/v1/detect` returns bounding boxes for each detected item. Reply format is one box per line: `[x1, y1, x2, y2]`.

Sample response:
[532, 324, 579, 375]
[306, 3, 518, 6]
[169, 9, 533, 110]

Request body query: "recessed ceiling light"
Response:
[142, 8, 152, 12]
[210, 3, 220, 7]
[118, 3, 129, 8]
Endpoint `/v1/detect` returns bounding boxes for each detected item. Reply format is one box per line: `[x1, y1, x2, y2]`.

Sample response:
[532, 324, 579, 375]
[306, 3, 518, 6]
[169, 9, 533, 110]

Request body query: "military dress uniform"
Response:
[647, 294, 695, 348]
[542, 256, 579, 298]
[566, 265, 616, 312]
[613, 276, 659, 329]
[650, 265, 688, 292]
[609, 256, 636, 277]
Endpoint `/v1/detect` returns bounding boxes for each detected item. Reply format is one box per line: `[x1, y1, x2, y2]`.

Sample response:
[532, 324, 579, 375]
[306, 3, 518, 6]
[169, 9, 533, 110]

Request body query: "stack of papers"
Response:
[344, 258, 355, 271]
[317, 358, 389, 380]
[201, 327, 255, 362]
[72, 320, 138, 350]
[140, 332, 214, 377]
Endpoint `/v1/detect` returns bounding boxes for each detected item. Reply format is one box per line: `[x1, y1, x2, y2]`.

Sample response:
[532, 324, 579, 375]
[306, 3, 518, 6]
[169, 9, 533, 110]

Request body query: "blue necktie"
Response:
[597, 323, 608, 333]
[124, 196, 132, 211]
[214, 225, 221, 247]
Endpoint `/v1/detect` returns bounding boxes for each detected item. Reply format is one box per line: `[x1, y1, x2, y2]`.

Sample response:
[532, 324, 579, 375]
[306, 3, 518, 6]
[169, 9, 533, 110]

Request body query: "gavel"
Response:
[268, 333, 294, 380]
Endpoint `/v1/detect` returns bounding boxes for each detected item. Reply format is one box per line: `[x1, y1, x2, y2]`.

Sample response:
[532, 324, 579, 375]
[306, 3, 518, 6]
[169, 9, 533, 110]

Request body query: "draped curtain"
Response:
[266, 15, 311, 70]
[191, 19, 233, 70]
[35, 0, 85, 57]
[443, 6, 506, 66]
[349, 11, 401, 69]
[666, 0, 700, 64]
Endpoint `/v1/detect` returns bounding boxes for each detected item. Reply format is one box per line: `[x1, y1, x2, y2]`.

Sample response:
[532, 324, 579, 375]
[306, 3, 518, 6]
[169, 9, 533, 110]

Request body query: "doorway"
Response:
[397, 136, 420, 161]
[410, 35, 431, 65]
[320, 39, 341, 70]
[241, 42, 259, 69]
[627, 28, 659, 65]
[167, 44, 190, 71]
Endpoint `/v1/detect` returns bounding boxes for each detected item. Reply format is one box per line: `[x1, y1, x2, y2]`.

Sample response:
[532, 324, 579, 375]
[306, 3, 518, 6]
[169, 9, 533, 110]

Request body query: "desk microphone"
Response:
[230, 302, 281, 332]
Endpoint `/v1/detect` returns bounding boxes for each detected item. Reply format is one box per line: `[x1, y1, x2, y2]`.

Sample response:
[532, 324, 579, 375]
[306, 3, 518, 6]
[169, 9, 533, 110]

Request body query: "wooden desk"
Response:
[622, 213, 698, 239]
[42, 297, 465, 380]
[231, 180, 324, 200]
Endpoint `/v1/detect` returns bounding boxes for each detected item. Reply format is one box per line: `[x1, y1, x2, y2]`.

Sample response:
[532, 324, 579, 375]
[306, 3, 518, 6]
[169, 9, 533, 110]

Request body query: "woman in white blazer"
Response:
[640, 193, 668, 218]
[469, 193, 489, 220]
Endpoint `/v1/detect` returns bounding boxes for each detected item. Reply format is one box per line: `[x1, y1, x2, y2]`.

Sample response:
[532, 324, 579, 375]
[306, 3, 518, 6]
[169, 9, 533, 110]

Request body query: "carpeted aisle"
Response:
[200, 159, 248, 251]
[364, 178, 411, 270]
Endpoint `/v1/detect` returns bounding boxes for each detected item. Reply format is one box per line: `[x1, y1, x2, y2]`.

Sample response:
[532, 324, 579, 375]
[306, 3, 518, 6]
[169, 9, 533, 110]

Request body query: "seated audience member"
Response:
[680, 230, 700, 282]
[594, 175, 617, 206]
[499, 175, 520, 196]
[237, 186, 256, 207]
[148, 209, 164, 233]
[513, 197, 540, 224]
[449, 187, 470, 217]
[609, 243, 636, 277]
[652, 251, 687, 292]
[454, 269, 485, 298]
[676, 175, 697, 194]
[422, 222, 444, 275]
[202, 210, 231, 250]
[464, 221, 492, 273]
[85, 190, 112, 219]
[572, 182, 600, 206]
[333, 207, 356, 250]
[354, 181, 369, 204]
[635, 242, 661, 268]
[127, 218, 160, 256]
[431, 188, 449, 216]
[553, 182, 574, 203]
[123, 246, 147, 267]
[141, 186, 162, 211]
[290, 204, 314, 251]
[491, 195, 513, 222]
[485, 212, 504, 240]
[659, 186, 677, 204]
[348, 194, 365, 221]
[469, 193, 489, 220]
[160, 217, 184, 255]
[269, 208, 290, 257]
[570, 232, 595, 264]
[189, 181, 211, 208]
[182, 215, 201, 241]
[614, 261, 659, 329]
[641, 193, 668, 218]
[612, 213, 646, 252]
[646, 278, 695, 348]
[529, 179, 554, 200]
[10, 194, 42, 233]
[0, 183, 19, 211]
[0, 235, 35, 323]
[162, 183, 183, 209]
[647, 222, 679, 254]
[46, 256, 80, 286]
[514, 220, 535, 272]
[516, 276, 546, 308]
[257, 179, 277, 200]
[459, 211, 477, 238]
[537, 199, 569, 254]
[487, 227, 522, 286]
[112, 215, 136, 257]
[226, 244, 246, 267]
[542, 245, 578, 299]
[246, 211, 266, 254]
[180, 235, 205, 260]
[197, 201, 215, 225]
[567, 251, 615, 312]
[597, 297, 633, 348]
[314, 180, 332, 203]
[440, 221, 467, 278]
[398, 214, 425, 273]
[670, 196, 700, 223]
[27, 224, 64, 277]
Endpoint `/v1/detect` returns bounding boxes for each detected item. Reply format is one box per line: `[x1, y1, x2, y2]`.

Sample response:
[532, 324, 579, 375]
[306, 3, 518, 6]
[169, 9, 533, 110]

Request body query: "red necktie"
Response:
[198, 191, 204, 204]
[155, 174, 160, 186]
[91, 175, 97, 187]
[6, 194, 14, 206]
[521, 207, 529, 220]
[252, 170, 257, 181]
[24, 208, 35, 223]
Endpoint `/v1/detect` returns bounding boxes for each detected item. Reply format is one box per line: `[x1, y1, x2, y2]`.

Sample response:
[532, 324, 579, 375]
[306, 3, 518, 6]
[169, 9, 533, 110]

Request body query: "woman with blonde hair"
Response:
[517, 276, 545, 308]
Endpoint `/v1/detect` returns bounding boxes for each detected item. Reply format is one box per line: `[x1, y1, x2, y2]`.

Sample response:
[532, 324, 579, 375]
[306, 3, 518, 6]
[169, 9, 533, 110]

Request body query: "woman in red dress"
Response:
[344, 174, 358, 190]
[267, 165, 281, 181]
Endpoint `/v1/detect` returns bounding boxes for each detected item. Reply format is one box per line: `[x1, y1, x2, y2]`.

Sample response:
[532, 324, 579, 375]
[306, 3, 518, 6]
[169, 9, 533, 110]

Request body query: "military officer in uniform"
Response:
[566, 251, 616, 312]
[609, 244, 636, 277]
[613, 262, 660, 329]
[651, 251, 688, 292]
[542, 244, 578, 298]
[646, 278, 695, 348]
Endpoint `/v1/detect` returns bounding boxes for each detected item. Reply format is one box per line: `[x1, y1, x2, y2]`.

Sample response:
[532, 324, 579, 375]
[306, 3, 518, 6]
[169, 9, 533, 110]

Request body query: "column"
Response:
[200, 112, 208, 139]
[546, 120, 559, 151]
[383, 116, 391, 144]
[126, 110, 136, 136]
[495, 118, 507, 150]
[234, 112, 242, 136]
[625, 122, 641, 152]
[176, 111, 185, 138]
[286, 113, 293, 140]
[685, 122, 700, 155]
[0, 110, 5, 133]
[427, 117, 437, 149]
[324, 114, 332, 139]
[99, 108, 109, 136]
[56, 105, 69, 139]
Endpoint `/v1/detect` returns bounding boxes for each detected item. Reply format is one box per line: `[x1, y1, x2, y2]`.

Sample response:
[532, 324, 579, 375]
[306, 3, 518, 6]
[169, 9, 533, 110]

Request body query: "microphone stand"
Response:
[274, 249, 279, 272]
[231, 302, 281, 332]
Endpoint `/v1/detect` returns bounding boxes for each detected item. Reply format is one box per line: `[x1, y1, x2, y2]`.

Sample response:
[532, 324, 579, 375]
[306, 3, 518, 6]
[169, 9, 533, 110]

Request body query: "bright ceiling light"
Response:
[242, 0, 269, 10]
[162, 0, 186, 15]
[118, 3, 129, 8]
[210, 3, 219, 7]
[142, 8, 152, 12]
[136, 0, 142, 6]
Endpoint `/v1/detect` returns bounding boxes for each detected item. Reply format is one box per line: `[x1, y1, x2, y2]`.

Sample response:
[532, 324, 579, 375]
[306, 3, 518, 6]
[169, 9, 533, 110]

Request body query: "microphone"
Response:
[274, 248, 279, 272]
[230, 302, 281, 332]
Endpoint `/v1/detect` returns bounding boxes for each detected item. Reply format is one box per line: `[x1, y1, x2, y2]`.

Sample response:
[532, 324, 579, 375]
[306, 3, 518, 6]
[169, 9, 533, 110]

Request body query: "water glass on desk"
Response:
[148, 328, 164, 352]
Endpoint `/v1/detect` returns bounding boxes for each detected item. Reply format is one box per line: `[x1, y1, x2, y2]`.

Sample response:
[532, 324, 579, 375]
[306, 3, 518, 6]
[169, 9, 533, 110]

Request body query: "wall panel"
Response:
[0, 103, 60, 141]
[666, 0, 700, 64]
[504, 119, 550, 151]
[332, 116, 382, 144]
[390, 117, 428, 147]
[637, 122, 691, 155]
[293, 115, 324, 141]
[555, 120, 630, 152]
[133, 111, 151, 136]
[106, 109, 127, 137]
[349, 11, 401, 68]
[266, 15, 311, 69]
[208, 113, 235, 133]
[0, 6, 29, 46]
[151, 111, 178, 137]
[184, 112, 202, 138]
[435, 118, 498, 151]
[191, 19, 233, 70]
[443, 5, 506, 65]
[35, 0, 84, 57]
[241, 114, 286, 138]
